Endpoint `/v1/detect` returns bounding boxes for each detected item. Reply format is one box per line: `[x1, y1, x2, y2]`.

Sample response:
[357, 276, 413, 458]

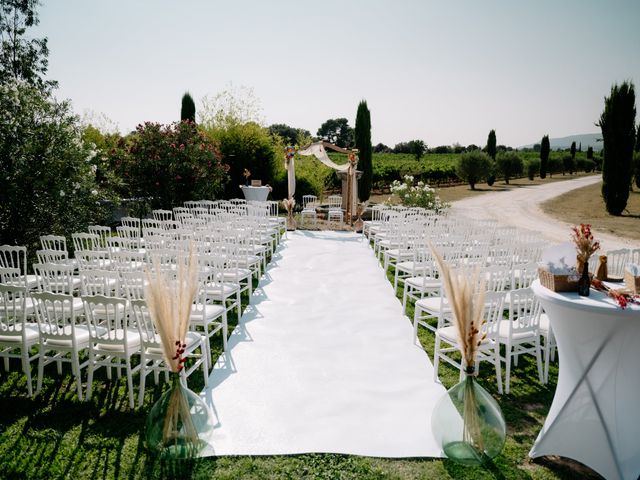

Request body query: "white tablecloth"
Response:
[241, 186, 270, 201]
[530, 279, 640, 480]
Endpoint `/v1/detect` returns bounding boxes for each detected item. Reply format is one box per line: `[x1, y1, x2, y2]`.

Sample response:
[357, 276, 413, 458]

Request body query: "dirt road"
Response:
[450, 175, 635, 250]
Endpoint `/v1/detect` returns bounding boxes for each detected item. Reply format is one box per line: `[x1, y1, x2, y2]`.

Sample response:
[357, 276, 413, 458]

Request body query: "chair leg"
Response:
[236, 290, 242, 320]
[402, 283, 409, 314]
[125, 358, 135, 409]
[505, 345, 512, 395]
[534, 339, 544, 384]
[72, 353, 83, 401]
[22, 349, 33, 398]
[201, 339, 209, 386]
[433, 335, 441, 382]
[494, 347, 503, 394]
[139, 355, 147, 408]
[37, 349, 45, 394]
[86, 351, 95, 401]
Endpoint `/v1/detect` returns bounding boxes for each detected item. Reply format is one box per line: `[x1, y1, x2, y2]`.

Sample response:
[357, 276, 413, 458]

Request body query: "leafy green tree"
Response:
[547, 155, 562, 177]
[539, 135, 550, 178]
[317, 118, 353, 148]
[112, 121, 229, 210]
[570, 141, 576, 159]
[373, 143, 390, 153]
[268, 123, 310, 146]
[205, 122, 278, 198]
[526, 159, 540, 180]
[180, 91, 196, 122]
[408, 139, 426, 160]
[354, 100, 372, 201]
[0, 81, 105, 253]
[456, 151, 492, 189]
[597, 81, 636, 215]
[562, 154, 576, 174]
[0, 0, 56, 92]
[495, 151, 523, 184]
[486, 129, 497, 160]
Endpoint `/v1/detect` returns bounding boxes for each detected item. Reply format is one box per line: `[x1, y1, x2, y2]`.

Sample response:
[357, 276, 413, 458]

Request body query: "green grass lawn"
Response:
[0, 245, 602, 480]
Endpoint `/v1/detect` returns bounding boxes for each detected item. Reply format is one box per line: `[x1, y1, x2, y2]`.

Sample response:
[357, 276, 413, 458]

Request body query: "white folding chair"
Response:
[0, 245, 37, 290]
[131, 298, 209, 407]
[32, 291, 94, 400]
[0, 283, 39, 396]
[84, 295, 141, 409]
[433, 291, 505, 393]
[497, 287, 544, 394]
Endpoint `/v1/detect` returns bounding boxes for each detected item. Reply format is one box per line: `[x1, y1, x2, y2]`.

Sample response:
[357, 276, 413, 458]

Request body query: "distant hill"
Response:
[520, 133, 603, 151]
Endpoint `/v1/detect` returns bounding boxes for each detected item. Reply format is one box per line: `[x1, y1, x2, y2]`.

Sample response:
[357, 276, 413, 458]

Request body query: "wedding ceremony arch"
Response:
[285, 141, 360, 223]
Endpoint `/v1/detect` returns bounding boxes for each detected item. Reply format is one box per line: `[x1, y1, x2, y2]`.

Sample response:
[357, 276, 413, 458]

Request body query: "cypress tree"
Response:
[181, 92, 196, 123]
[635, 124, 640, 152]
[597, 81, 636, 216]
[570, 141, 576, 159]
[355, 100, 373, 201]
[540, 135, 550, 179]
[486, 129, 497, 160]
[587, 146, 594, 159]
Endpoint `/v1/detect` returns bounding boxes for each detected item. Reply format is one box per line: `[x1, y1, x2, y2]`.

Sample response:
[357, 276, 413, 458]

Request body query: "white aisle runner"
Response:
[200, 230, 446, 457]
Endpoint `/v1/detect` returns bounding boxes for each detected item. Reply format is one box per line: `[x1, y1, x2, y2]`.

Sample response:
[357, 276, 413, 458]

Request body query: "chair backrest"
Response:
[36, 249, 69, 265]
[31, 291, 79, 342]
[130, 298, 158, 347]
[75, 250, 111, 270]
[87, 225, 111, 249]
[0, 283, 31, 340]
[141, 218, 163, 230]
[0, 267, 21, 285]
[606, 248, 631, 277]
[33, 263, 76, 294]
[82, 295, 132, 345]
[0, 245, 28, 276]
[40, 235, 67, 252]
[152, 209, 173, 222]
[72, 233, 100, 252]
[120, 217, 141, 230]
[507, 287, 542, 334]
[79, 269, 120, 296]
[120, 270, 147, 300]
[511, 261, 539, 290]
[109, 250, 146, 271]
[302, 195, 317, 209]
[327, 194, 342, 209]
[484, 264, 511, 293]
[479, 291, 506, 339]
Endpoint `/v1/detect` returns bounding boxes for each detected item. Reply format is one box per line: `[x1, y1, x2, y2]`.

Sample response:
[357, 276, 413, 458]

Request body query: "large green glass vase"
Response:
[431, 372, 506, 465]
[145, 373, 212, 460]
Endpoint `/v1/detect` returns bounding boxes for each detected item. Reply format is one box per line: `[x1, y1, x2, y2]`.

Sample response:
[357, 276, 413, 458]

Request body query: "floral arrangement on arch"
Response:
[388, 175, 448, 212]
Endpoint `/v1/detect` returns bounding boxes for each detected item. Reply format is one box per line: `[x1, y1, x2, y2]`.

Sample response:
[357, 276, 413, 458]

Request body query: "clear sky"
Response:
[36, 0, 640, 148]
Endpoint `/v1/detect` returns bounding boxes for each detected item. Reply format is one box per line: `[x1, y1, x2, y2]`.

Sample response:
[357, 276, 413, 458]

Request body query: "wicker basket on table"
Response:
[538, 268, 580, 292]
[624, 270, 640, 294]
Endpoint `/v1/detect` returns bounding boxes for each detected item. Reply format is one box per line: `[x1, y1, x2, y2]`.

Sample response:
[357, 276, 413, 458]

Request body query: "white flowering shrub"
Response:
[389, 175, 448, 211]
[0, 81, 109, 254]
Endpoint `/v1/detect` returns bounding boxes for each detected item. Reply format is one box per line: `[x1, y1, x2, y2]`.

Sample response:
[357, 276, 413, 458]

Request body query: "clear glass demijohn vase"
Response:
[145, 372, 213, 461]
[431, 366, 506, 466]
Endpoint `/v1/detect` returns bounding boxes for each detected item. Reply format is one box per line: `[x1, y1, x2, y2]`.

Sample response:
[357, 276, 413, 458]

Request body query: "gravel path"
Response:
[450, 175, 635, 251]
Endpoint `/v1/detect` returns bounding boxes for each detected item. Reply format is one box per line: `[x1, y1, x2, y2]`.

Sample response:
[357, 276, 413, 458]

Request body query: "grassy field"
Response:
[0, 241, 605, 480]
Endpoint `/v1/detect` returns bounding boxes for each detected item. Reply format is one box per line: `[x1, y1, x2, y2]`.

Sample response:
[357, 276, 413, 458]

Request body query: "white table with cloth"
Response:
[530, 279, 640, 480]
[241, 186, 270, 201]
